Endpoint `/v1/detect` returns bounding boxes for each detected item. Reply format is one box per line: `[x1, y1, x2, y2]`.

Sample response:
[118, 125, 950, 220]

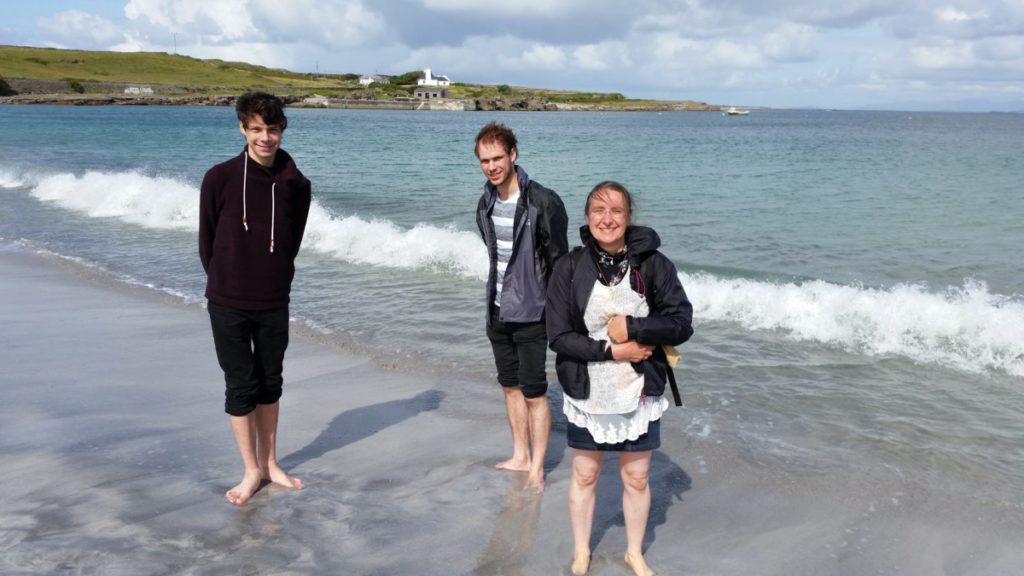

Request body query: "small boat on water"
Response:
[724, 106, 750, 116]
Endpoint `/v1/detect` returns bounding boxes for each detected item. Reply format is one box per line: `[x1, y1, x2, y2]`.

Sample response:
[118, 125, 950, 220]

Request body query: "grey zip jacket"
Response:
[476, 165, 568, 325]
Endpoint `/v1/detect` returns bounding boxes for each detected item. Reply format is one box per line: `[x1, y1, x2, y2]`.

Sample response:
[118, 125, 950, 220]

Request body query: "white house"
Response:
[359, 74, 389, 86]
[416, 68, 451, 87]
[124, 85, 154, 95]
[414, 87, 449, 99]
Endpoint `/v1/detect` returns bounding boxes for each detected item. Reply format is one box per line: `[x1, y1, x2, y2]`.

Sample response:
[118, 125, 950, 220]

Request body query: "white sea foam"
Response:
[31, 170, 198, 230]
[685, 273, 1024, 377]
[22, 169, 1024, 376]
[302, 202, 489, 280]
[28, 169, 490, 279]
[0, 168, 31, 189]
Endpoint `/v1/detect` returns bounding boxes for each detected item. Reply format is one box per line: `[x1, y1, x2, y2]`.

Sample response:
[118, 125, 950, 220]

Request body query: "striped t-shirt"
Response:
[491, 191, 519, 306]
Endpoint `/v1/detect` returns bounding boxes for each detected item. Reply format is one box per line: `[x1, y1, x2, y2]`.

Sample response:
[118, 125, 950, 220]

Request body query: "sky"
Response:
[2, 0, 1023, 112]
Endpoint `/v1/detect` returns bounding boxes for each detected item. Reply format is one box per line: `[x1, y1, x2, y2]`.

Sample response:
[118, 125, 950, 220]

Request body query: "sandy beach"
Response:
[2, 244, 1023, 576]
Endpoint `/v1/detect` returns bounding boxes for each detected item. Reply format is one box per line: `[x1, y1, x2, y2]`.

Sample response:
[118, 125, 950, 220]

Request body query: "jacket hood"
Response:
[579, 224, 661, 258]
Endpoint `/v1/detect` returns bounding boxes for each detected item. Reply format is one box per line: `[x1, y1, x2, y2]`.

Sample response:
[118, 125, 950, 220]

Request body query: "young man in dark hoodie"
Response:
[475, 122, 568, 492]
[199, 92, 312, 506]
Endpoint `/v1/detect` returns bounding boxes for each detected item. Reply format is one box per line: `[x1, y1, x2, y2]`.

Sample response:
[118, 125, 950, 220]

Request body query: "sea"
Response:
[2, 105, 1022, 512]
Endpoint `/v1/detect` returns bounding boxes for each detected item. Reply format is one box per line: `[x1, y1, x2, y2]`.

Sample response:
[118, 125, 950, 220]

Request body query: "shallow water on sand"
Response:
[2, 105, 1023, 514]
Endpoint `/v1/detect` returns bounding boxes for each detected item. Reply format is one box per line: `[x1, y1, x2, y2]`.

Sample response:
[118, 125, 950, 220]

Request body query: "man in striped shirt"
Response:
[475, 122, 568, 492]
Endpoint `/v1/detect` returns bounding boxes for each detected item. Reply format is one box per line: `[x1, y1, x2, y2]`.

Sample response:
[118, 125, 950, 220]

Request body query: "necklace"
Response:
[594, 246, 629, 286]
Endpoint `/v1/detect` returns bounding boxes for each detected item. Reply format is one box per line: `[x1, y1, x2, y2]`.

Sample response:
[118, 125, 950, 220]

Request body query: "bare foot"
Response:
[495, 457, 531, 472]
[571, 551, 591, 576]
[262, 463, 305, 490]
[225, 470, 263, 506]
[624, 552, 655, 576]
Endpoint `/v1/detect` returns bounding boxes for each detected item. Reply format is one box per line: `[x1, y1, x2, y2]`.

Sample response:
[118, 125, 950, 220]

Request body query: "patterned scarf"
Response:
[593, 244, 629, 286]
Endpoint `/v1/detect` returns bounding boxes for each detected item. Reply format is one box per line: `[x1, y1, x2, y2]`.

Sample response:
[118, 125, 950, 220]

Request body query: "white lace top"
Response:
[563, 270, 668, 444]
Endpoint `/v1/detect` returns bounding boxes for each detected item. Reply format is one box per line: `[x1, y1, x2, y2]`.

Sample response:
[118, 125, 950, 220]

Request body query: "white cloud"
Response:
[762, 23, 818, 62]
[37, 10, 125, 48]
[935, 7, 974, 24]
[422, 0, 583, 17]
[124, 0, 255, 40]
[184, 41, 297, 70]
[516, 44, 567, 70]
[572, 42, 631, 71]
[975, 36, 1024, 61]
[646, 33, 762, 70]
[911, 40, 976, 69]
[251, 0, 388, 48]
[12, 0, 1024, 110]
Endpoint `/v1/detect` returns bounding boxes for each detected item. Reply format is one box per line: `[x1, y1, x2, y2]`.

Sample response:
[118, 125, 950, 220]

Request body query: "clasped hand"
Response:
[607, 314, 654, 362]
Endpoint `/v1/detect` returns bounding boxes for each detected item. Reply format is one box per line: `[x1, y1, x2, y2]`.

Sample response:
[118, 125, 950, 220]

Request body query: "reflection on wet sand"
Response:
[474, 471, 543, 575]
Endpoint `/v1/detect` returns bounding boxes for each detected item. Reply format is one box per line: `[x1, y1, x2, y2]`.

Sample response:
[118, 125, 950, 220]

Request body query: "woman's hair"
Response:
[585, 180, 635, 220]
[236, 91, 288, 131]
[474, 121, 517, 157]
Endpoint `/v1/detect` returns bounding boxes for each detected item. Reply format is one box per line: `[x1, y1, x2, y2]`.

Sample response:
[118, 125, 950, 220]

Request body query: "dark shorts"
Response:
[567, 419, 661, 452]
[485, 307, 548, 399]
[208, 301, 290, 417]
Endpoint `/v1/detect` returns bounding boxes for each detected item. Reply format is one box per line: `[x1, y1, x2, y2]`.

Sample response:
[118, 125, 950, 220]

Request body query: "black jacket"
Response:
[546, 225, 693, 400]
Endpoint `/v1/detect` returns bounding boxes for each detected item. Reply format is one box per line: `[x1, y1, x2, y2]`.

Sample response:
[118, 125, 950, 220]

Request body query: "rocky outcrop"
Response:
[0, 93, 237, 106]
[474, 98, 559, 111]
[0, 77, 15, 96]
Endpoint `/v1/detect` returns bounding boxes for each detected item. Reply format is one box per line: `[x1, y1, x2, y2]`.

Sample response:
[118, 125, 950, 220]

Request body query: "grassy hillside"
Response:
[1, 45, 709, 109]
[0, 45, 349, 88]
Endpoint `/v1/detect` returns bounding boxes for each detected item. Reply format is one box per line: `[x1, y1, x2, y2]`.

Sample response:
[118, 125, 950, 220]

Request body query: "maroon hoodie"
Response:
[199, 147, 312, 309]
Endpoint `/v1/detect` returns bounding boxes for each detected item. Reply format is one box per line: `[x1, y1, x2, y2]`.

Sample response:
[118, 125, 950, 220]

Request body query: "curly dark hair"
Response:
[474, 121, 517, 157]
[235, 92, 288, 130]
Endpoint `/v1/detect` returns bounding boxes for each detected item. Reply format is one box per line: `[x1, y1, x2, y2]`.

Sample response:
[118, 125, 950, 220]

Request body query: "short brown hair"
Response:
[474, 122, 517, 157]
[236, 91, 288, 130]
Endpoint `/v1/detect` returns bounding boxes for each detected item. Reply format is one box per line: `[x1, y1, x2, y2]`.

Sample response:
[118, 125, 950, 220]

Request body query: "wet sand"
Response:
[2, 245, 1022, 575]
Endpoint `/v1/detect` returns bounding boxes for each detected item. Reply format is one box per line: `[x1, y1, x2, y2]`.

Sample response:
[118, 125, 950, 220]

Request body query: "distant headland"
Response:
[0, 45, 733, 112]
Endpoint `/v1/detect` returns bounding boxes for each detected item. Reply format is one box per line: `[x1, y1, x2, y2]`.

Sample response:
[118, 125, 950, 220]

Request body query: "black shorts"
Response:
[567, 419, 661, 452]
[485, 307, 548, 399]
[208, 301, 290, 416]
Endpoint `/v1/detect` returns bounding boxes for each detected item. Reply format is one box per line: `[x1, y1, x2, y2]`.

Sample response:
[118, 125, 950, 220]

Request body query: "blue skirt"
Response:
[566, 419, 661, 452]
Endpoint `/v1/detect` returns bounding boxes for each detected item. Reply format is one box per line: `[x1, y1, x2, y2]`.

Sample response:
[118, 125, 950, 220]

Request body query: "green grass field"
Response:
[1, 44, 706, 108]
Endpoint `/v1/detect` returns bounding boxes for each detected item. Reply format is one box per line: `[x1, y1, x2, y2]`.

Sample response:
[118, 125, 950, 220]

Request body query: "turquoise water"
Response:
[2, 105, 1023, 507]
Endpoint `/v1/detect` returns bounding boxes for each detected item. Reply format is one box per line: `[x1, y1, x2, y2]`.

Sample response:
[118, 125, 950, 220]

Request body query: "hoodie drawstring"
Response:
[242, 151, 249, 231]
[241, 150, 276, 253]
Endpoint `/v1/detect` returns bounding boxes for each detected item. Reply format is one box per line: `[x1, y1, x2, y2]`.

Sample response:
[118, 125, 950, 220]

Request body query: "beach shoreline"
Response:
[3, 244, 1023, 575]
[0, 93, 723, 112]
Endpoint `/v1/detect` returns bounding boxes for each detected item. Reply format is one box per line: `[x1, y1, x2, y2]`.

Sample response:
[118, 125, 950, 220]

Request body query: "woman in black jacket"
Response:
[546, 181, 693, 576]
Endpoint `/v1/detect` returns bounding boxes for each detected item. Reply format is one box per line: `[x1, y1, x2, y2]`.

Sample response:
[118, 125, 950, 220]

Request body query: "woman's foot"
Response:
[571, 551, 591, 575]
[624, 551, 655, 576]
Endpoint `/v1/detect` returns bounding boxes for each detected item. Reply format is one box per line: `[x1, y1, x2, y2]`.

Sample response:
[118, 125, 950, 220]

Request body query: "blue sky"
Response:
[2, 0, 1023, 111]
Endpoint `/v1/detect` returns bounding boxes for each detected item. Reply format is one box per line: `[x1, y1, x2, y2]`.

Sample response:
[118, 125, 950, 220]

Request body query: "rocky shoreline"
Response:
[0, 92, 719, 112]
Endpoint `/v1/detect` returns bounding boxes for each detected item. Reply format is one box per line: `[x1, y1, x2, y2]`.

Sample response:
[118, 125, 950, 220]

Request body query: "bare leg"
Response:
[524, 394, 550, 492]
[569, 449, 603, 575]
[496, 387, 531, 472]
[226, 412, 262, 506]
[620, 451, 655, 576]
[255, 402, 304, 489]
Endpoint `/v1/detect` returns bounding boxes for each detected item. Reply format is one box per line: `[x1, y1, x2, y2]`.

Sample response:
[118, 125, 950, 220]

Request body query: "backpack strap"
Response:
[568, 245, 586, 278]
[636, 254, 682, 407]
